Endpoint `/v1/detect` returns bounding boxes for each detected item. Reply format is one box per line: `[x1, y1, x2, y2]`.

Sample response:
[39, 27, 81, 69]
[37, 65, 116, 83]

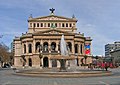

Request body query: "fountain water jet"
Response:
[60, 35, 68, 56]
[59, 35, 70, 72]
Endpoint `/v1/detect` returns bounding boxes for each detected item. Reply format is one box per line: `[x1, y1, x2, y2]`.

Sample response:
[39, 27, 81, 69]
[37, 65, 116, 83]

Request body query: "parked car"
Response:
[2, 63, 11, 68]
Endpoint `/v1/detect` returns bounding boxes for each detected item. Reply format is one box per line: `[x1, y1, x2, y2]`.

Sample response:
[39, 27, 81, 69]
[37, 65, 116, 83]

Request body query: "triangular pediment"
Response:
[29, 15, 77, 22]
[42, 30, 63, 34]
[33, 29, 74, 35]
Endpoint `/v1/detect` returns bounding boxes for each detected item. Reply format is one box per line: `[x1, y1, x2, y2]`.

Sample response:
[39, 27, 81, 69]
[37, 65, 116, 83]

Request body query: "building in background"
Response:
[110, 48, 120, 66]
[105, 42, 120, 57]
[13, 9, 92, 68]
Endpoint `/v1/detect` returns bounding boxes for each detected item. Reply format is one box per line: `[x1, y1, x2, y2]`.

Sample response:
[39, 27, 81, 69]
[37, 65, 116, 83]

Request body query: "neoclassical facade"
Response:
[13, 9, 92, 68]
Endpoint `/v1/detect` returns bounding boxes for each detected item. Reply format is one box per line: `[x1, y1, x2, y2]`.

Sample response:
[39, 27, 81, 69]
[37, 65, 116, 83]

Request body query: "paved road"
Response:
[0, 68, 120, 85]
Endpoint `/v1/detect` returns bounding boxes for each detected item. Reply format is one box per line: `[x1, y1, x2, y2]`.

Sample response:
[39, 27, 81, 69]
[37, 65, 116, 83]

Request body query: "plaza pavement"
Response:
[0, 68, 120, 85]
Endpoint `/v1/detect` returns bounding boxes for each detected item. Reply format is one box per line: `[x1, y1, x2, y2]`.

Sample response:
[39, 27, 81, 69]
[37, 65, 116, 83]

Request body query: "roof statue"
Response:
[29, 14, 33, 19]
[49, 8, 55, 15]
[72, 14, 76, 19]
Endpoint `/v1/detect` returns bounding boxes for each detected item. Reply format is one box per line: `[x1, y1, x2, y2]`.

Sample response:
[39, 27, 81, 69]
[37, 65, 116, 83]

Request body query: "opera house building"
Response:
[13, 9, 92, 68]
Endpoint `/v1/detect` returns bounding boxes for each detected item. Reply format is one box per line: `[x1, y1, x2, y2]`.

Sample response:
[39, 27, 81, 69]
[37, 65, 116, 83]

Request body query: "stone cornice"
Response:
[28, 15, 77, 22]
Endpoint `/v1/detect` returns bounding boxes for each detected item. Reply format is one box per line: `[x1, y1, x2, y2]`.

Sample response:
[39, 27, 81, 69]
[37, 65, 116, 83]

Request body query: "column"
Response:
[49, 59, 52, 68]
[33, 40, 35, 53]
[72, 42, 74, 54]
[26, 42, 28, 54]
[57, 60, 60, 68]
[56, 41, 59, 53]
[78, 44, 80, 54]
[22, 43, 24, 54]
[48, 40, 51, 53]
[82, 43, 84, 55]
[40, 40, 43, 53]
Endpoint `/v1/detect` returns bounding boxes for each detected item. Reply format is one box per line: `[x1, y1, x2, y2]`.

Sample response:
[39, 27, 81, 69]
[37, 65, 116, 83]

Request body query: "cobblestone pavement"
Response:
[0, 68, 120, 85]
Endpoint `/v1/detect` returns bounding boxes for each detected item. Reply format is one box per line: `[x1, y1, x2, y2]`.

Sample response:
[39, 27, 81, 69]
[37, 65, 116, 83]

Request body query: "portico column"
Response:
[40, 40, 43, 53]
[82, 43, 84, 55]
[48, 40, 51, 53]
[22, 43, 24, 54]
[33, 40, 35, 53]
[78, 44, 80, 54]
[56, 41, 59, 53]
[26, 42, 28, 54]
[72, 42, 74, 54]
[49, 59, 52, 68]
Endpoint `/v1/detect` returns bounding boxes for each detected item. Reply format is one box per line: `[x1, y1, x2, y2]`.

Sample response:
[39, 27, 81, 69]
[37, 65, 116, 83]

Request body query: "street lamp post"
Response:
[39, 53, 43, 67]
[38, 45, 43, 68]
[67, 46, 70, 68]
[75, 53, 79, 66]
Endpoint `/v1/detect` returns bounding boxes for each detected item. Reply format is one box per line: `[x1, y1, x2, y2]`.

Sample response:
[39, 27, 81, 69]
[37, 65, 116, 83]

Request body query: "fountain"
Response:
[59, 35, 71, 71]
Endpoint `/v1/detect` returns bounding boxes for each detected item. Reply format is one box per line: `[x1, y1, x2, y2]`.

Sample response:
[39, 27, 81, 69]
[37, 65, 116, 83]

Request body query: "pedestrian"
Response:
[101, 62, 105, 70]
[105, 62, 108, 71]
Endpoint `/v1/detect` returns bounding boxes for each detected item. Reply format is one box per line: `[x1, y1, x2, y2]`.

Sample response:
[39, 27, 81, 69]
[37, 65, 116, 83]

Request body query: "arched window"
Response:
[43, 42, 48, 51]
[75, 44, 78, 53]
[35, 42, 40, 52]
[43, 57, 49, 67]
[80, 44, 83, 54]
[51, 42, 56, 51]
[28, 44, 32, 53]
[67, 42, 72, 52]
[24, 44, 26, 53]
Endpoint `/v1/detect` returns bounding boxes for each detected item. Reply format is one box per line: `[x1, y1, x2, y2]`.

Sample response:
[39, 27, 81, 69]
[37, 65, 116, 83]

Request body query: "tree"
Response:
[0, 42, 11, 66]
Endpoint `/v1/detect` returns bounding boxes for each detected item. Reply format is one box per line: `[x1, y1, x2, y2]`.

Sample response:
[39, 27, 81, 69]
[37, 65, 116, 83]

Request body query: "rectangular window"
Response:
[62, 23, 64, 27]
[48, 23, 50, 27]
[69, 23, 72, 27]
[41, 23, 43, 27]
[66, 23, 68, 27]
[55, 23, 57, 27]
[33, 23, 36, 27]
[30, 23, 32, 27]
[37, 23, 39, 27]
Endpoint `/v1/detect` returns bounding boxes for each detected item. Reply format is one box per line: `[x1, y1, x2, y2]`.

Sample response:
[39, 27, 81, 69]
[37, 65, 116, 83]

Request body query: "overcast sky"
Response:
[0, 0, 120, 56]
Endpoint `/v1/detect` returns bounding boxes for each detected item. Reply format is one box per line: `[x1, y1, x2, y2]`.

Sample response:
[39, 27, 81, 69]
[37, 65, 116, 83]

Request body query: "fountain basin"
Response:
[14, 68, 112, 78]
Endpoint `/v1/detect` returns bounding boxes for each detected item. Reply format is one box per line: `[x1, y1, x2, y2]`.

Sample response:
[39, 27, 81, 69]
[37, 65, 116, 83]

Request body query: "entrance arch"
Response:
[28, 58, 32, 67]
[52, 59, 57, 67]
[43, 57, 49, 67]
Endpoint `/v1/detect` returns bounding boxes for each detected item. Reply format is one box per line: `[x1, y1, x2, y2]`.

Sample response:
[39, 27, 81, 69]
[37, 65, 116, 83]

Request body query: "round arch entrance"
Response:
[43, 57, 49, 67]
[28, 58, 32, 67]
